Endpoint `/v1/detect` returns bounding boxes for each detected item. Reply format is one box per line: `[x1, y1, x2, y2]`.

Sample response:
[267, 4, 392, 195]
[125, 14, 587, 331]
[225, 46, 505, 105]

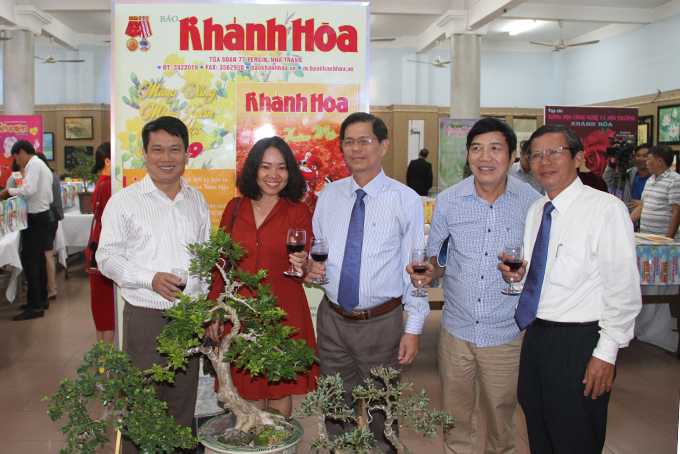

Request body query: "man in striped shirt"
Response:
[97, 116, 210, 454]
[631, 145, 680, 240]
[305, 112, 427, 454]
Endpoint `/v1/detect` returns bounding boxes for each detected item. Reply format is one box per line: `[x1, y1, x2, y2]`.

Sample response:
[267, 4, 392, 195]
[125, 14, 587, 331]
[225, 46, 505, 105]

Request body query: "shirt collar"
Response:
[348, 168, 387, 198]
[656, 167, 674, 181]
[139, 174, 188, 197]
[548, 177, 583, 215]
[459, 174, 519, 200]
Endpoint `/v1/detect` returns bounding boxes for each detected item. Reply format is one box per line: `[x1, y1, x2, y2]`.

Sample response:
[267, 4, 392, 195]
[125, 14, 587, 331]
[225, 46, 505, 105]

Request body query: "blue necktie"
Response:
[338, 189, 367, 313]
[515, 201, 555, 330]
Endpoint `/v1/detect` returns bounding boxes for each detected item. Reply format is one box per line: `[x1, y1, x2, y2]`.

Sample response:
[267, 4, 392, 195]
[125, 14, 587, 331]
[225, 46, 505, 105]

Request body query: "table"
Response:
[0, 231, 22, 302]
[55, 206, 93, 277]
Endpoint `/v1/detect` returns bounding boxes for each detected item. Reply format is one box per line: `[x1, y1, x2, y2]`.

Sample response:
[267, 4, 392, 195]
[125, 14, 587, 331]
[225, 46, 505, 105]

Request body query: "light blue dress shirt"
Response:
[313, 169, 429, 335]
[427, 175, 541, 347]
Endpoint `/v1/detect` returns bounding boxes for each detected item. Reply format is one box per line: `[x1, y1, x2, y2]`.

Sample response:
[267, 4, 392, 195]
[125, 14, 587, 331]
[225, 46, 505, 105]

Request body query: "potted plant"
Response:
[47, 227, 317, 453]
[295, 366, 455, 454]
[68, 146, 98, 214]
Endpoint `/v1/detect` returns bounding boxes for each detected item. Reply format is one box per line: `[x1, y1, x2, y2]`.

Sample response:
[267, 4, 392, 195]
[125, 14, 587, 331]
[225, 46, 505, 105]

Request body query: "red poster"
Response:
[544, 106, 638, 177]
[0, 115, 43, 188]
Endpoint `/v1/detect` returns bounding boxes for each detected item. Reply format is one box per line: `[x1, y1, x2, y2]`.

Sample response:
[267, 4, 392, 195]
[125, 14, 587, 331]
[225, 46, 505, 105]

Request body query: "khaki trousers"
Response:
[439, 327, 523, 454]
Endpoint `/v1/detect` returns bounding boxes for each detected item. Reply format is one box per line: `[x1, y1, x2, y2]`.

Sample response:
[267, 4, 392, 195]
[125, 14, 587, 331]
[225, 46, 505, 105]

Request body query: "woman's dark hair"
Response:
[11, 159, 19, 172]
[35, 152, 53, 172]
[92, 142, 111, 174]
[238, 136, 307, 202]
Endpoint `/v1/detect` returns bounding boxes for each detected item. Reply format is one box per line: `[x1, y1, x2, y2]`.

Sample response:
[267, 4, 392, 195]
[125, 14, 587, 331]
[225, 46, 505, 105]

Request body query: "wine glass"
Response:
[171, 268, 188, 299]
[500, 244, 523, 295]
[284, 228, 306, 277]
[410, 248, 429, 297]
[310, 237, 330, 284]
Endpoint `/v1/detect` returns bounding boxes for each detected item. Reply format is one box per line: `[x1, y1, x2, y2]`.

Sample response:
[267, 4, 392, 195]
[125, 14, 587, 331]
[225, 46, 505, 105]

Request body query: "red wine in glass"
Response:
[501, 244, 523, 295]
[284, 228, 306, 277]
[310, 237, 330, 284]
[171, 268, 188, 299]
[410, 248, 429, 297]
[412, 265, 428, 275]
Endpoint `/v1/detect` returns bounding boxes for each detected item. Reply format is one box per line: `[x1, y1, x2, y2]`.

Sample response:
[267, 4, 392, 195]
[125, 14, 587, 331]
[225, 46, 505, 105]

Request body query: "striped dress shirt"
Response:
[97, 176, 210, 310]
[640, 168, 680, 240]
[312, 169, 429, 335]
[427, 175, 541, 347]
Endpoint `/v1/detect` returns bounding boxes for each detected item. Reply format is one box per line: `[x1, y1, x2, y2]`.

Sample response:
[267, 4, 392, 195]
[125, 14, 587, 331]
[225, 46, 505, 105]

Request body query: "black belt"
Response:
[326, 296, 401, 321]
[27, 210, 50, 218]
[532, 318, 599, 328]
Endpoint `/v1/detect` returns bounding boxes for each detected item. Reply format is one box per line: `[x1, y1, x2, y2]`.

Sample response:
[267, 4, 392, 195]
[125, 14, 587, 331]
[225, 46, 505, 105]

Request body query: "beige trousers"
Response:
[439, 326, 523, 454]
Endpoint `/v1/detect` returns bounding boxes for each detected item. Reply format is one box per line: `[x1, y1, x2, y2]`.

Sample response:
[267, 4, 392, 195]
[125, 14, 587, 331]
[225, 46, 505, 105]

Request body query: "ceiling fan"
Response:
[530, 20, 599, 52]
[34, 37, 85, 63]
[407, 40, 450, 67]
[370, 37, 396, 42]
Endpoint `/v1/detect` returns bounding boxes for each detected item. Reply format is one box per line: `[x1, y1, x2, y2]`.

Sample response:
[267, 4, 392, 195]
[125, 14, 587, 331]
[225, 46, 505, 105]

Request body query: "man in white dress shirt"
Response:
[0, 140, 53, 320]
[97, 116, 210, 454]
[500, 124, 642, 454]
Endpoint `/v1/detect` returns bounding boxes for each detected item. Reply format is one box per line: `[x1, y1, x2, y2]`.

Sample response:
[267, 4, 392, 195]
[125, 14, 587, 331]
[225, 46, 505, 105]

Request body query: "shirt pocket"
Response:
[548, 245, 586, 288]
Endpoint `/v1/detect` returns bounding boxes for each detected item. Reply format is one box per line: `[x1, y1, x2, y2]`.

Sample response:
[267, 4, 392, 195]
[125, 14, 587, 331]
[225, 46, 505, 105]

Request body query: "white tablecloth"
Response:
[0, 231, 22, 302]
[635, 285, 679, 353]
[55, 206, 93, 268]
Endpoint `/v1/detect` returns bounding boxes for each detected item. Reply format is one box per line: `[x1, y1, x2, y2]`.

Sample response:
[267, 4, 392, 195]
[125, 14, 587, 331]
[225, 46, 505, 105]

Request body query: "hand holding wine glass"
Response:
[500, 245, 523, 295]
[309, 237, 330, 284]
[284, 228, 306, 277]
[409, 248, 429, 297]
[171, 268, 188, 299]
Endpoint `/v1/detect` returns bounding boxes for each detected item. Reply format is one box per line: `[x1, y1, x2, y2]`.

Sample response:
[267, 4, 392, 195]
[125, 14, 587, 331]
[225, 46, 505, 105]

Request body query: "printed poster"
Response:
[544, 105, 638, 177]
[438, 119, 477, 192]
[0, 115, 43, 188]
[113, 1, 368, 224]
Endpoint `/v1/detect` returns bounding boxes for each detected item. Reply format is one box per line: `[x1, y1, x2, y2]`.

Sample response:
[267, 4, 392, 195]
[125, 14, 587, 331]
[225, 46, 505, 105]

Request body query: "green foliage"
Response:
[69, 147, 98, 191]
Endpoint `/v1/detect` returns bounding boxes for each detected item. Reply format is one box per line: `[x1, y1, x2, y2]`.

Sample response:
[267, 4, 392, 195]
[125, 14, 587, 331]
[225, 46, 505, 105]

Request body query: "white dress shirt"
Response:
[523, 178, 642, 364]
[8, 155, 53, 213]
[312, 169, 429, 335]
[96, 176, 210, 310]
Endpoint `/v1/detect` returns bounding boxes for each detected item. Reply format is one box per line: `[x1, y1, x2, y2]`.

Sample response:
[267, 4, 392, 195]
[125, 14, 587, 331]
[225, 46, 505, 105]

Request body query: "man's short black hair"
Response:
[142, 116, 189, 152]
[520, 140, 530, 156]
[339, 112, 388, 144]
[526, 124, 583, 159]
[636, 143, 651, 153]
[466, 118, 517, 157]
[649, 145, 675, 167]
[419, 149, 429, 158]
[11, 139, 35, 156]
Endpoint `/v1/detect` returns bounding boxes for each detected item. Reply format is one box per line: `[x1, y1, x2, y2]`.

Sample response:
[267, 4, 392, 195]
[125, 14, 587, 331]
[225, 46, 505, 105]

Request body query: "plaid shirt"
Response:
[428, 175, 541, 347]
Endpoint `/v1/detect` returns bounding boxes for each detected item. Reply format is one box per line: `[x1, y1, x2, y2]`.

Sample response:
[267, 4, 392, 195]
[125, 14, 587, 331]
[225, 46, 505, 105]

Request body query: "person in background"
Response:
[500, 124, 641, 454]
[0, 140, 53, 320]
[87, 142, 114, 344]
[410, 118, 541, 454]
[577, 161, 609, 192]
[35, 152, 63, 301]
[603, 143, 651, 209]
[5, 159, 22, 189]
[631, 145, 680, 241]
[508, 139, 545, 194]
[0, 136, 18, 188]
[406, 148, 433, 196]
[206, 136, 319, 417]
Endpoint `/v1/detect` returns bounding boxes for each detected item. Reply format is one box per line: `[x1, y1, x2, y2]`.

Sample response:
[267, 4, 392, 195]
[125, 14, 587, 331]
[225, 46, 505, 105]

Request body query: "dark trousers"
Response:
[517, 322, 613, 454]
[317, 296, 403, 454]
[21, 211, 50, 310]
[122, 302, 200, 454]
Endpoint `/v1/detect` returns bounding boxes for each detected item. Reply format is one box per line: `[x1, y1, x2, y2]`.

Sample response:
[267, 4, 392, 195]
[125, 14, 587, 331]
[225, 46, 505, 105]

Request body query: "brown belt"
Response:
[326, 296, 402, 321]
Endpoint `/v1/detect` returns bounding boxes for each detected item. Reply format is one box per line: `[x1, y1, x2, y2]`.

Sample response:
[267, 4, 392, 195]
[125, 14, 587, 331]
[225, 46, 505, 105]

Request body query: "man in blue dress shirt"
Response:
[306, 112, 428, 453]
[409, 118, 541, 454]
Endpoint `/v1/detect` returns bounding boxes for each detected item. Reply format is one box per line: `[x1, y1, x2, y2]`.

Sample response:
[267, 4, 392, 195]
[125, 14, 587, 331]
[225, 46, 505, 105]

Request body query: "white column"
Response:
[3, 29, 35, 115]
[449, 34, 480, 120]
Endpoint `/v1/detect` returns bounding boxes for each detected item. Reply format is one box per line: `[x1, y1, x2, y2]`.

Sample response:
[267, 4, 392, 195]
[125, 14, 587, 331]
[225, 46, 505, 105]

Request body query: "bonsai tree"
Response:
[295, 366, 455, 454]
[47, 227, 317, 453]
[68, 147, 98, 192]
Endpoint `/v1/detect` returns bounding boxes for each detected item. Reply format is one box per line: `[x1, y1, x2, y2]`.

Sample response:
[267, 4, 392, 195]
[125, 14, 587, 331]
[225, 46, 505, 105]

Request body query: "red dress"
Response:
[207, 197, 319, 400]
[87, 174, 115, 331]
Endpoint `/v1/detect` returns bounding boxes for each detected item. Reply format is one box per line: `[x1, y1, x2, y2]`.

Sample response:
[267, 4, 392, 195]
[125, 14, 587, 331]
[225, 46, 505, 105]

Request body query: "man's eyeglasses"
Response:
[341, 137, 378, 149]
[528, 147, 573, 162]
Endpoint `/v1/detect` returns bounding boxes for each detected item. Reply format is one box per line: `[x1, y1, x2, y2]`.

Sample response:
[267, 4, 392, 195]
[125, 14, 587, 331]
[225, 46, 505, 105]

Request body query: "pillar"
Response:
[3, 29, 35, 115]
[449, 34, 480, 120]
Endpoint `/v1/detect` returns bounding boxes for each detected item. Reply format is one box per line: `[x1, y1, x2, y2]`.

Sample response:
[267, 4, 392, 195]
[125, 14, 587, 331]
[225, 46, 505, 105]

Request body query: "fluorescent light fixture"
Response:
[508, 20, 541, 36]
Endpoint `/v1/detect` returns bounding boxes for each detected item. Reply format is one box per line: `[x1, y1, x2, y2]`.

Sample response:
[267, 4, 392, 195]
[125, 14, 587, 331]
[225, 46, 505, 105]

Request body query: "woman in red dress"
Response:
[86, 142, 115, 344]
[207, 136, 318, 417]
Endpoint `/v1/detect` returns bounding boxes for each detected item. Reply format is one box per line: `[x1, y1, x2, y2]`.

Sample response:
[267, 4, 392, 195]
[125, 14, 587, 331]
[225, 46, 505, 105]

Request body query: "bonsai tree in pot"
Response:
[47, 227, 317, 453]
[68, 147, 98, 214]
[296, 366, 455, 454]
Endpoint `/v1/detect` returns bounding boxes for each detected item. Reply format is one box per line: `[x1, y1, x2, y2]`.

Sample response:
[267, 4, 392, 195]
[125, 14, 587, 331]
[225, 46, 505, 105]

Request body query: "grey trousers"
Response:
[317, 296, 403, 454]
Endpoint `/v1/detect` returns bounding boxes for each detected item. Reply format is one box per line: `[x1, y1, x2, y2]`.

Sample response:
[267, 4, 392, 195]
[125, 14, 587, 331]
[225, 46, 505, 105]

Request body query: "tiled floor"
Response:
[0, 266, 678, 454]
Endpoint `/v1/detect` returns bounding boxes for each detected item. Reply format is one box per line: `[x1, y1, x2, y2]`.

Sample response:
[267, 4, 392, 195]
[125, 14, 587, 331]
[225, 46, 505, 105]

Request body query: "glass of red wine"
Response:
[171, 268, 188, 299]
[310, 236, 330, 284]
[284, 228, 306, 277]
[410, 248, 429, 297]
[501, 244, 523, 295]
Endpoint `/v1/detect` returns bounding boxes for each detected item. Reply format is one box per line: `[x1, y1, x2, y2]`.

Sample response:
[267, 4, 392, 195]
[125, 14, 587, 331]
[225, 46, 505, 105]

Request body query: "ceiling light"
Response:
[508, 20, 540, 36]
